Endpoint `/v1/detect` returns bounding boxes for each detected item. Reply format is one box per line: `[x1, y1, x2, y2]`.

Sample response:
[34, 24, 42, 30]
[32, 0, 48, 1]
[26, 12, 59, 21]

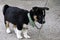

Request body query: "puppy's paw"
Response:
[17, 35, 23, 39]
[6, 28, 11, 34]
[24, 35, 30, 38]
[16, 29, 23, 39]
[14, 28, 17, 34]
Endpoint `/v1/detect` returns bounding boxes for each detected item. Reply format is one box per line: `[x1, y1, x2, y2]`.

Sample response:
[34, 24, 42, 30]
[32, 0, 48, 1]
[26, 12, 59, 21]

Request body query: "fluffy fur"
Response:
[3, 5, 29, 30]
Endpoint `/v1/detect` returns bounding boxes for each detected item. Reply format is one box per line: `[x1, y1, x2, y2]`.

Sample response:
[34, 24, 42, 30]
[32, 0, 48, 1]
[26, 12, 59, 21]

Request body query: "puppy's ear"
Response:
[44, 7, 49, 10]
[32, 7, 38, 11]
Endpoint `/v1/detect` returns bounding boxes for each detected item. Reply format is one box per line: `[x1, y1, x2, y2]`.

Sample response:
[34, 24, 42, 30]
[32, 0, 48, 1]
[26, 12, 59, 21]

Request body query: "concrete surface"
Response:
[0, 0, 60, 40]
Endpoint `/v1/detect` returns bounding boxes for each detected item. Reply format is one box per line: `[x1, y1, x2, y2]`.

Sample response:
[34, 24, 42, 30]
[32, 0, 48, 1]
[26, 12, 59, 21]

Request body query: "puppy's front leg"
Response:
[16, 28, 23, 39]
[23, 24, 30, 38]
[23, 29, 30, 38]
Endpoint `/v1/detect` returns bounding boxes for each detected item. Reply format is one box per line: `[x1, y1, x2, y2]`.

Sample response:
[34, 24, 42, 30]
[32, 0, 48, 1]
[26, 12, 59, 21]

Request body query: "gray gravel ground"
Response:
[0, 0, 60, 40]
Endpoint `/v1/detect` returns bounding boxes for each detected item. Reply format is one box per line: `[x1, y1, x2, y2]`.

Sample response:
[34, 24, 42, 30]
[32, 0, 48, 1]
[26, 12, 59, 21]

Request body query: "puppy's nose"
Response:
[43, 21, 45, 23]
[38, 19, 45, 24]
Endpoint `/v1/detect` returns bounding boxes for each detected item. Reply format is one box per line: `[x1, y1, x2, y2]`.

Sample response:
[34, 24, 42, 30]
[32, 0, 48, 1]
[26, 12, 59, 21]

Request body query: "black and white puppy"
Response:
[3, 4, 49, 39]
[30, 6, 49, 24]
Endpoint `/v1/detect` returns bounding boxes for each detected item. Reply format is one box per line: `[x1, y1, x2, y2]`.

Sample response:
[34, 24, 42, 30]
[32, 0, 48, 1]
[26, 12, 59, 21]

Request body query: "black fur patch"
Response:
[3, 4, 29, 30]
[30, 6, 49, 24]
[3, 5, 49, 30]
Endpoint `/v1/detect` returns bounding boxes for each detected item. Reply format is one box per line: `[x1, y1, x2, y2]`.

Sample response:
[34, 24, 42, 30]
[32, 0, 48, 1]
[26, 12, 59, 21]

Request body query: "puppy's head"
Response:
[30, 6, 49, 24]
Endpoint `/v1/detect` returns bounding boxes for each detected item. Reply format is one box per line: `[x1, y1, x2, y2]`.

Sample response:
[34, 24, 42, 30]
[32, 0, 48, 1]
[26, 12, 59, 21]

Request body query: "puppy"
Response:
[3, 4, 49, 39]
[3, 4, 30, 39]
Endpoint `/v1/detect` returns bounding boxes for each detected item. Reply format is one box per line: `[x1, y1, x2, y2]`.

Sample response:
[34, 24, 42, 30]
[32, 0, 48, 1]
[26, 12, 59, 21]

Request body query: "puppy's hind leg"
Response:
[5, 21, 11, 34]
[13, 25, 17, 34]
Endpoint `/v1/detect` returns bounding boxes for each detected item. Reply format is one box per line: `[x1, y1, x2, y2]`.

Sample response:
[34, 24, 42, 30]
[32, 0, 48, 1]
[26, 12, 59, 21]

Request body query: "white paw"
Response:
[14, 28, 17, 34]
[17, 35, 23, 39]
[16, 28, 23, 39]
[6, 28, 11, 34]
[24, 35, 30, 38]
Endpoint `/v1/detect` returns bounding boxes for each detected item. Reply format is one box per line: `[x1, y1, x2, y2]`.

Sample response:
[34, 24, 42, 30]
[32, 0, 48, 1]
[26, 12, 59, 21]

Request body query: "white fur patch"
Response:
[16, 28, 23, 39]
[14, 27, 17, 34]
[6, 21, 9, 24]
[6, 28, 11, 34]
[23, 24, 28, 29]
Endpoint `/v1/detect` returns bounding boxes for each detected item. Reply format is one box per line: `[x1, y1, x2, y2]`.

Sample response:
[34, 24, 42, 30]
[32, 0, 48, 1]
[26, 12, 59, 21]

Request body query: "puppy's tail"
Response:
[3, 4, 9, 15]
